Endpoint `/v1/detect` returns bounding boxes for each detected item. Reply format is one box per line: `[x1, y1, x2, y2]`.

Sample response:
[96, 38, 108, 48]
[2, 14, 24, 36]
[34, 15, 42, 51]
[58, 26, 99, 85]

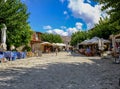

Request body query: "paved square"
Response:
[0, 52, 120, 89]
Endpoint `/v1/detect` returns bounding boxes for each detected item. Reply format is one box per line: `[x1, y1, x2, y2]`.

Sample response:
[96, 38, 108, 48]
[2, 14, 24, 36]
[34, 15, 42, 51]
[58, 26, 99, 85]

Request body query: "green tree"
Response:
[0, 0, 32, 49]
[71, 0, 120, 45]
[90, 17, 120, 39]
[95, 0, 120, 31]
[41, 33, 63, 43]
[70, 31, 88, 46]
[7, 25, 33, 48]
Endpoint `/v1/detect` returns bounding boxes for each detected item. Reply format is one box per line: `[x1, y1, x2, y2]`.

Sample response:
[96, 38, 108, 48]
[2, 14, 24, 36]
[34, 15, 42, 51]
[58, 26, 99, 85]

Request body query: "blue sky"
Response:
[22, 0, 104, 36]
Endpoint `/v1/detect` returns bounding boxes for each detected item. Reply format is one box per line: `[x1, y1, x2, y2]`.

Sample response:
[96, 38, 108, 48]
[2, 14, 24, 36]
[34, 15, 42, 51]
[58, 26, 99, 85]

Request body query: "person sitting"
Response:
[55, 48, 58, 56]
[85, 47, 91, 56]
[91, 48, 96, 56]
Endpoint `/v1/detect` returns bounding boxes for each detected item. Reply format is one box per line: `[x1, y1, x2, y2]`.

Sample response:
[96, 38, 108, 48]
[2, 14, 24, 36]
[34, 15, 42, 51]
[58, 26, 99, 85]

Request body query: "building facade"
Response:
[30, 32, 42, 52]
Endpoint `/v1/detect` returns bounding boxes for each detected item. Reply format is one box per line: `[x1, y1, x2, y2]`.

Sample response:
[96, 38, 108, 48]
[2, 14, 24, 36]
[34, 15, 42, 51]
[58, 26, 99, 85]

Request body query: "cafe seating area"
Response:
[0, 51, 26, 62]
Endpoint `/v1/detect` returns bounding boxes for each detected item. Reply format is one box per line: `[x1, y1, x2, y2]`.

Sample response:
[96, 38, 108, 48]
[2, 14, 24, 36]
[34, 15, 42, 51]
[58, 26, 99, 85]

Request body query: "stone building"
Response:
[30, 32, 42, 52]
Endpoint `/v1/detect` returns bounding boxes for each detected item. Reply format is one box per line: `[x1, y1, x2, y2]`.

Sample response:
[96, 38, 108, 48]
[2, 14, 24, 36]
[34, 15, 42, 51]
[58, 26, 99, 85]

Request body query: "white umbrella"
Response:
[56, 43, 66, 46]
[52, 43, 57, 46]
[88, 37, 100, 44]
[102, 39, 110, 43]
[41, 42, 52, 45]
[80, 40, 89, 45]
[88, 37, 110, 44]
[80, 37, 110, 46]
[80, 37, 100, 45]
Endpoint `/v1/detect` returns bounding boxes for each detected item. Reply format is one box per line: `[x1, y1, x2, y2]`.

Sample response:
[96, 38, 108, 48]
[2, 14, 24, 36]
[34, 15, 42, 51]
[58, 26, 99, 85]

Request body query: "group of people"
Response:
[79, 47, 99, 56]
[45, 47, 59, 56]
[85, 47, 92, 56]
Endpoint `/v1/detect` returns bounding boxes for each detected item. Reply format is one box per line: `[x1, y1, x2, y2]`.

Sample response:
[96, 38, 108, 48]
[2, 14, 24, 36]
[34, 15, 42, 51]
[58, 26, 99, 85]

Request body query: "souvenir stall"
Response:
[40, 42, 53, 53]
[78, 37, 110, 56]
[111, 34, 120, 63]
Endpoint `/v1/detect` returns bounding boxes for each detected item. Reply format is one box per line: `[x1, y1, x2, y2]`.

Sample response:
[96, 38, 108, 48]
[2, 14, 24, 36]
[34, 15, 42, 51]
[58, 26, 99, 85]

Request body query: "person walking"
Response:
[55, 48, 58, 56]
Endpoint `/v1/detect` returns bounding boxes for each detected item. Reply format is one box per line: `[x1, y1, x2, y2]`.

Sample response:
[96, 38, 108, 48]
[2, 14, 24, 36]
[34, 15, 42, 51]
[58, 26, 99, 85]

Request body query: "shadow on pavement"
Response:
[0, 57, 120, 89]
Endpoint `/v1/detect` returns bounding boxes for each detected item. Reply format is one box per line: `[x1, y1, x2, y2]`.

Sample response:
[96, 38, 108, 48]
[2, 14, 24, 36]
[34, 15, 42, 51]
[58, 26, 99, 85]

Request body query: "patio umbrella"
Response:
[88, 37, 100, 44]
[40, 42, 52, 46]
[80, 40, 90, 45]
[56, 43, 66, 46]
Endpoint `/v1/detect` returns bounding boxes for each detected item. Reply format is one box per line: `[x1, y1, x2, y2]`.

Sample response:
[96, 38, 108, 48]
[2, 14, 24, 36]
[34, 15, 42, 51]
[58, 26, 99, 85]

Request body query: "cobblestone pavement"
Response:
[0, 52, 120, 89]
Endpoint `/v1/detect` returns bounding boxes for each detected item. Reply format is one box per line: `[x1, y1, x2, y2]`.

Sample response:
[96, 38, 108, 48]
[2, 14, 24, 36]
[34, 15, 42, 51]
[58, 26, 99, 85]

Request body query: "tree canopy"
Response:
[70, 31, 88, 46]
[41, 33, 63, 43]
[95, 0, 120, 29]
[88, 17, 120, 39]
[70, 0, 120, 46]
[0, 0, 33, 49]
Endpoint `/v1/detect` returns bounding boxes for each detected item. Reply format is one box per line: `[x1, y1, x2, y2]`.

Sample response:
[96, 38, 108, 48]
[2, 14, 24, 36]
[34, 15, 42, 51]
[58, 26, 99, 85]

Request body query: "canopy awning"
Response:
[40, 42, 52, 46]
[56, 43, 66, 46]
[80, 37, 110, 45]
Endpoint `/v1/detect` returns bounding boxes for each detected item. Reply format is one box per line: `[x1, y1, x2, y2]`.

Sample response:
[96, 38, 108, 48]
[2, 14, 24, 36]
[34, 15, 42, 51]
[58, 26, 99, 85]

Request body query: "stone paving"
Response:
[0, 52, 120, 89]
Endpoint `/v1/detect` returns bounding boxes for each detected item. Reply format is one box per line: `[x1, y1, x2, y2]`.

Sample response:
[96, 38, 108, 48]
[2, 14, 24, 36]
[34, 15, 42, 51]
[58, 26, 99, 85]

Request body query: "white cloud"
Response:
[46, 23, 81, 36]
[60, 26, 67, 29]
[47, 30, 53, 33]
[47, 27, 79, 36]
[62, 32, 68, 36]
[67, 27, 78, 35]
[75, 22, 83, 30]
[86, 0, 91, 3]
[60, 0, 65, 3]
[53, 29, 64, 34]
[63, 11, 70, 19]
[47, 29, 68, 36]
[68, 0, 103, 29]
[43, 25, 52, 30]
[64, 11, 68, 15]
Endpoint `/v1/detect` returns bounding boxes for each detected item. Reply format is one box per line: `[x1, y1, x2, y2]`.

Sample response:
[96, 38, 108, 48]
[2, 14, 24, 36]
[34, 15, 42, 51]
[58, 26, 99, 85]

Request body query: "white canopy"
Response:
[40, 42, 52, 45]
[56, 43, 66, 46]
[80, 40, 90, 45]
[88, 37, 100, 44]
[80, 37, 110, 45]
